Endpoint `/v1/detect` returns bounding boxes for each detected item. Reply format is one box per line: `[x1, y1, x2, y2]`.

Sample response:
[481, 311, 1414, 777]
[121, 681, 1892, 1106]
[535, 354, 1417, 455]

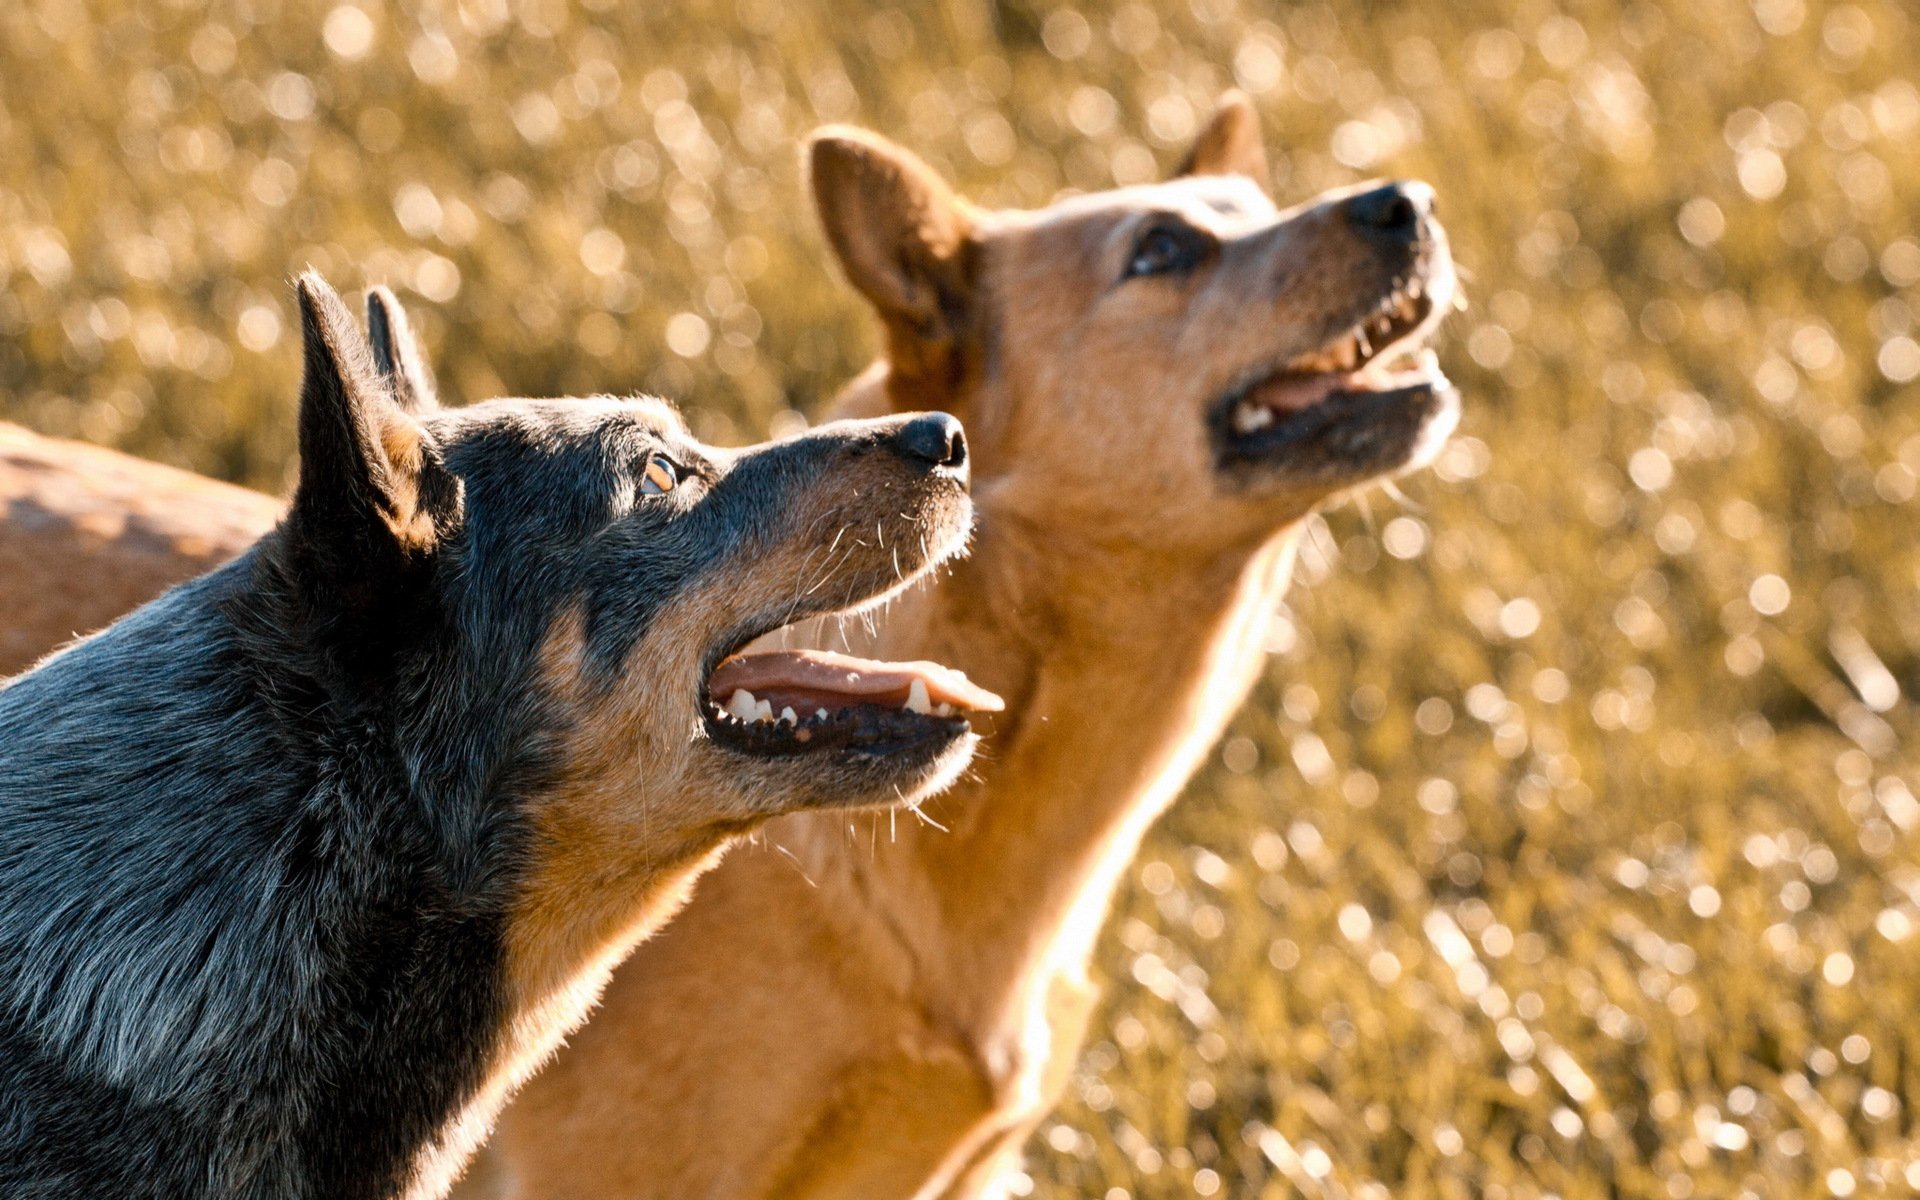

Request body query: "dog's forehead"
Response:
[1017, 174, 1278, 235]
[435, 395, 691, 448]
[591, 395, 690, 441]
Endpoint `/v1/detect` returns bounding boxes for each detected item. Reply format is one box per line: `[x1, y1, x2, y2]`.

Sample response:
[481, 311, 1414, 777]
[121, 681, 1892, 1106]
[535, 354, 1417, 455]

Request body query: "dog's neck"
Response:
[782, 367, 1299, 1023]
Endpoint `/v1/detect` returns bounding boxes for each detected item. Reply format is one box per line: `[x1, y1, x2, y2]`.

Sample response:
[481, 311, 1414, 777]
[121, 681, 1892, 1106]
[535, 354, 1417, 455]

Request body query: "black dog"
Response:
[0, 275, 997, 1199]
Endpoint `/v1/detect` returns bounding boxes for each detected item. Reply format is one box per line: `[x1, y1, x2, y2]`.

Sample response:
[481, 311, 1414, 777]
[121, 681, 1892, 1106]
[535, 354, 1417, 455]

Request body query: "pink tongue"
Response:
[1247, 372, 1350, 413]
[709, 649, 1005, 713]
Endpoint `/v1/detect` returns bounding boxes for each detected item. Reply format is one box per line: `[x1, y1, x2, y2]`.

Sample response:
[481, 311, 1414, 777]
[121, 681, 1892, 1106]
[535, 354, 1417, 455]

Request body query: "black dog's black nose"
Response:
[1343, 181, 1434, 241]
[896, 412, 967, 470]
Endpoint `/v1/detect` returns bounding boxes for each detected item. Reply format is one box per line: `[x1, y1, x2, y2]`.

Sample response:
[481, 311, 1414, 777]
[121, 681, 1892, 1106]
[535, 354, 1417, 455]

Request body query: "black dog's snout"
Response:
[895, 412, 968, 471]
[1342, 181, 1434, 243]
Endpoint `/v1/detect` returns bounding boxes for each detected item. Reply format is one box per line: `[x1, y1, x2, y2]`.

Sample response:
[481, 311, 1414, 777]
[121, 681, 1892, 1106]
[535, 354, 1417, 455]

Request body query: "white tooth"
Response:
[935, 702, 955, 718]
[779, 706, 798, 726]
[754, 699, 775, 723]
[905, 679, 933, 715]
[1408, 277, 1424, 299]
[1355, 326, 1372, 357]
[726, 690, 758, 721]
[816, 708, 830, 721]
[1233, 402, 1275, 434]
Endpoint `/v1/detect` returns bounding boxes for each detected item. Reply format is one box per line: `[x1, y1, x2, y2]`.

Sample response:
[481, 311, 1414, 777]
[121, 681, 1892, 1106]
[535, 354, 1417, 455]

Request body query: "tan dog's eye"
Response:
[1124, 222, 1208, 280]
[640, 454, 681, 496]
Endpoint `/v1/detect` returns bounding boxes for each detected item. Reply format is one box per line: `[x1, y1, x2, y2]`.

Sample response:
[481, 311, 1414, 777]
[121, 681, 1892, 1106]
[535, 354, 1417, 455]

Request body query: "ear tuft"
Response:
[365, 286, 439, 414]
[1174, 91, 1270, 188]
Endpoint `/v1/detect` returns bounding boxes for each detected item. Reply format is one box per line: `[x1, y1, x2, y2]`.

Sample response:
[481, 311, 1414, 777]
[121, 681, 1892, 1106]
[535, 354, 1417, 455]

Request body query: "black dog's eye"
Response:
[640, 454, 681, 497]
[1124, 223, 1207, 279]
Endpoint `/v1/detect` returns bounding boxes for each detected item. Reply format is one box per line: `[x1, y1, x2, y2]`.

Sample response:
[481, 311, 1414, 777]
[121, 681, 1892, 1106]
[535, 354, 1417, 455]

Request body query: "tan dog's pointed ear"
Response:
[365, 286, 439, 414]
[810, 128, 978, 405]
[1174, 91, 1269, 188]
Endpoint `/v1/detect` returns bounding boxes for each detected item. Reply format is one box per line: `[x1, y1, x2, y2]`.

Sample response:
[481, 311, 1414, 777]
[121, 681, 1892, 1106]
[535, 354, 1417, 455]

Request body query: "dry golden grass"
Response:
[3, 1, 1918, 1196]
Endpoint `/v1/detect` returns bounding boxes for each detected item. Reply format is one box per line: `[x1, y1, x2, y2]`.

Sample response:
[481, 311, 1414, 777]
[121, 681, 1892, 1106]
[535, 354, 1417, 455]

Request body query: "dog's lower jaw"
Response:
[1396, 381, 1462, 476]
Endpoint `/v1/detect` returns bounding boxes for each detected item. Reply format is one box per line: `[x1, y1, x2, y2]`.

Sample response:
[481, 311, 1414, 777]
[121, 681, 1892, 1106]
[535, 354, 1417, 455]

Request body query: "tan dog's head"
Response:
[811, 93, 1458, 554]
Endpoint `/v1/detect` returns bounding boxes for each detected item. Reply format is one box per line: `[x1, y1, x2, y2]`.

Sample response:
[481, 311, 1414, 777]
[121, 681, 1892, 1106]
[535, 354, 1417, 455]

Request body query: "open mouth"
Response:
[702, 637, 1003, 759]
[1217, 274, 1452, 461]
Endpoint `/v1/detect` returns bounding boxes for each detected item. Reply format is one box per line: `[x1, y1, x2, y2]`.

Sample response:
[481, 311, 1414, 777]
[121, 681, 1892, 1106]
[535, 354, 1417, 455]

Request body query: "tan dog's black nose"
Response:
[1343, 181, 1435, 243]
[896, 413, 967, 471]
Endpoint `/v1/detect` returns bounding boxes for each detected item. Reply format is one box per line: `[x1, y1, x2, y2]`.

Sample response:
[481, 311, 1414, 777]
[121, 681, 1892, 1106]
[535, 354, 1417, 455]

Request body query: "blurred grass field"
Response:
[4, 0, 1919, 1196]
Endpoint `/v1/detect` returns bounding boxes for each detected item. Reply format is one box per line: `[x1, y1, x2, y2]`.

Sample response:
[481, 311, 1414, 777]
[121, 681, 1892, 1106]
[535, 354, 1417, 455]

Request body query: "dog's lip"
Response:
[1213, 281, 1449, 455]
[695, 497, 995, 758]
[703, 648, 1001, 754]
[703, 698, 973, 758]
[706, 645, 1006, 748]
[710, 650, 1002, 715]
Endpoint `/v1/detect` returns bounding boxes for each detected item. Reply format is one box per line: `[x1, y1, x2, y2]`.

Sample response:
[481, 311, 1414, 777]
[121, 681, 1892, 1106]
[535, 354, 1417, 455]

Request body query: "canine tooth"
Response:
[935, 702, 955, 718]
[726, 690, 758, 721]
[1232, 402, 1275, 434]
[779, 706, 798, 726]
[754, 699, 775, 723]
[905, 679, 933, 715]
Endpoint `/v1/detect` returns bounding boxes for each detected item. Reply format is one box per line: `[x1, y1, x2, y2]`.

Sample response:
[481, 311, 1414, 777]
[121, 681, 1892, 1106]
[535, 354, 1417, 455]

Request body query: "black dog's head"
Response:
[272, 275, 994, 885]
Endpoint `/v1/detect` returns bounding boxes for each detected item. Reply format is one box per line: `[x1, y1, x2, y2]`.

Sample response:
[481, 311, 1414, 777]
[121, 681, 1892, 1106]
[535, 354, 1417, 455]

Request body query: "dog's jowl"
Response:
[0, 274, 997, 1200]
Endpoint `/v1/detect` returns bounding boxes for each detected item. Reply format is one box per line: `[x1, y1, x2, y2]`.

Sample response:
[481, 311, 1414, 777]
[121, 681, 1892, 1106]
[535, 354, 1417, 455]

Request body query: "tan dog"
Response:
[0, 96, 1458, 1198]
[461, 95, 1459, 1199]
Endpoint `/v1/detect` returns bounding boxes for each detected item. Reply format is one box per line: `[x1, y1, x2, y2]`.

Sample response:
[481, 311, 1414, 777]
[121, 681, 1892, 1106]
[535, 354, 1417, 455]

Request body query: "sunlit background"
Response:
[4, 0, 1920, 1196]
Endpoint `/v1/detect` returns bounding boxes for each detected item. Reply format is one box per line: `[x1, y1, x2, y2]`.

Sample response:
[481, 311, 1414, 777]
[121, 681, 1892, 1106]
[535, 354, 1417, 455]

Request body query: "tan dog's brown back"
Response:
[0, 425, 277, 675]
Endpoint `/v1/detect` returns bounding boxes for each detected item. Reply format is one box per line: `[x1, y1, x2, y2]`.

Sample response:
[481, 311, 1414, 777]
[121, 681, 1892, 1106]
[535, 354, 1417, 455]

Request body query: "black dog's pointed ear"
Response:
[289, 273, 456, 574]
[1174, 91, 1270, 189]
[365, 285, 439, 414]
[809, 127, 980, 409]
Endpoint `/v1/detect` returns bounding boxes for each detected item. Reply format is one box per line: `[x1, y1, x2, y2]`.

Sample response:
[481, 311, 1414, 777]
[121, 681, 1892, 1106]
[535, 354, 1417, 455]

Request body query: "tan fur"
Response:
[404, 614, 736, 1200]
[0, 98, 1455, 1199]
[374, 409, 442, 549]
[464, 98, 1457, 1200]
[505, 609, 731, 1022]
[0, 422, 279, 676]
